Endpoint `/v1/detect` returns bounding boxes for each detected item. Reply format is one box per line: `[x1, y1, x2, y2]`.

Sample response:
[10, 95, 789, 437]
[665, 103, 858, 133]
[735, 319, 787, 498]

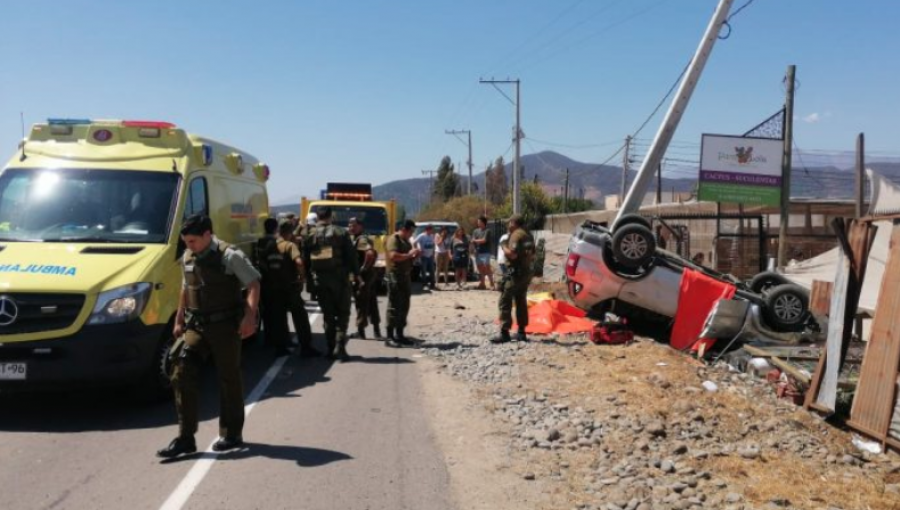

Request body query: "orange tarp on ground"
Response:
[512, 299, 597, 335]
[670, 268, 736, 351]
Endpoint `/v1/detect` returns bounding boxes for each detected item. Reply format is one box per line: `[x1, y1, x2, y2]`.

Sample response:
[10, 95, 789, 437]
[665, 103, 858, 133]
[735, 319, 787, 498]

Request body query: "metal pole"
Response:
[615, 0, 734, 224]
[656, 162, 662, 204]
[514, 80, 521, 215]
[777, 64, 796, 269]
[564, 168, 570, 213]
[855, 132, 865, 218]
[621, 136, 631, 206]
[467, 131, 473, 195]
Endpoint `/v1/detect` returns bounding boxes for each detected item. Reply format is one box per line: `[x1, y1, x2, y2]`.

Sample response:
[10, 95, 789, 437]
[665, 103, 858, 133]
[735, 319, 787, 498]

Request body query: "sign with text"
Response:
[698, 134, 783, 206]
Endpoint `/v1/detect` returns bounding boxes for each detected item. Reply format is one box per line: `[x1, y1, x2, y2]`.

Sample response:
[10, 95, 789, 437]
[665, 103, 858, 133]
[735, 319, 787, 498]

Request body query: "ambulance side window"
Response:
[185, 178, 208, 218]
[177, 177, 208, 259]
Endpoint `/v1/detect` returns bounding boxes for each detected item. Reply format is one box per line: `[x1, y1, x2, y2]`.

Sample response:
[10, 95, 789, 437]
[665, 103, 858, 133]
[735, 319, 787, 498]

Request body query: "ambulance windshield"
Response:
[311, 205, 388, 235]
[0, 168, 179, 243]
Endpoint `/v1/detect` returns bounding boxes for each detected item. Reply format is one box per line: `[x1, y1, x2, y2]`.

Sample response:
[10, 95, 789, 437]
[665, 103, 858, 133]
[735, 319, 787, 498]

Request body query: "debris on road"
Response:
[413, 291, 900, 510]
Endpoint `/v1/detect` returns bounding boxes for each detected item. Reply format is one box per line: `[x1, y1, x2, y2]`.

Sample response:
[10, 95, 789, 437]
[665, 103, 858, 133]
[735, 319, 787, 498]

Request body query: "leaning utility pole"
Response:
[777, 64, 796, 269]
[445, 129, 473, 195]
[621, 136, 632, 206]
[480, 78, 522, 214]
[615, 0, 734, 224]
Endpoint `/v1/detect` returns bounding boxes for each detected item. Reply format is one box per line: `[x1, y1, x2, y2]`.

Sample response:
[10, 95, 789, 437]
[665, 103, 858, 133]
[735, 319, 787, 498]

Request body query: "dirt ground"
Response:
[405, 284, 900, 510]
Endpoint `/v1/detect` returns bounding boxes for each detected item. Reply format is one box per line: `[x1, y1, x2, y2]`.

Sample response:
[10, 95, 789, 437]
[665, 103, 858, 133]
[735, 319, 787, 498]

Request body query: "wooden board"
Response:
[849, 221, 900, 437]
[809, 280, 833, 316]
[816, 251, 849, 411]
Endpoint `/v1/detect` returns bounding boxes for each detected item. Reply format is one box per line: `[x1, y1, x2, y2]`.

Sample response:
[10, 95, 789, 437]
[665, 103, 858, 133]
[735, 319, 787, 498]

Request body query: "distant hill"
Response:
[271, 151, 900, 216]
[373, 151, 697, 215]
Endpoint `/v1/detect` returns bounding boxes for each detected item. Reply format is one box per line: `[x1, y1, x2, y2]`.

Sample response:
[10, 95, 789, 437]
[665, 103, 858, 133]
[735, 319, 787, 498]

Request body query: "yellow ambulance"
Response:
[0, 119, 269, 396]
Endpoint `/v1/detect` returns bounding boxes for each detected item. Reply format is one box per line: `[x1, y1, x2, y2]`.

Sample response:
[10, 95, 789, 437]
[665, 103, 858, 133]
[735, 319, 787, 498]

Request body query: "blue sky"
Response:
[1, 0, 898, 204]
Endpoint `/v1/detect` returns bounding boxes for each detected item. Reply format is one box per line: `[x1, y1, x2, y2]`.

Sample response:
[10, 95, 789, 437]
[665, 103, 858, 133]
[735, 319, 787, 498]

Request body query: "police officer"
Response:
[297, 212, 319, 302]
[157, 215, 261, 458]
[257, 218, 291, 356]
[277, 220, 320, 358]
[491, 215, 535, 344]
[385, 219, 420, 348]
[348, 217, 382, 339]
[303, 207, 358, 361]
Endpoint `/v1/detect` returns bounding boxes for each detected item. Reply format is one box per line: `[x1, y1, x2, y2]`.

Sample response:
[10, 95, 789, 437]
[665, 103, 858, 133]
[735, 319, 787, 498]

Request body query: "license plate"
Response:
[0, 362, 27, 380]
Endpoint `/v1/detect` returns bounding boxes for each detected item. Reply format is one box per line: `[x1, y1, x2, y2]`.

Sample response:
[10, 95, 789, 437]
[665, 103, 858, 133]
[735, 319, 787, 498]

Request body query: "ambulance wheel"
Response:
[763, 284, 809, 332]
[136, 329, 175, 402]
[611, 223, 656, 269]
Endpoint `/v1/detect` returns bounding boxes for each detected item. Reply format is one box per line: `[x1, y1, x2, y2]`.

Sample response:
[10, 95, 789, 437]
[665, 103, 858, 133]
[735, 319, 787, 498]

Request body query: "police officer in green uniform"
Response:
[303, 207, 358, 361]
[157, 215, 261, 458]
[257, 218, 290, 355]
[385, 219, 420, 348]
[349, 217, 382, 339]
[491, 215, 535, 344]
[276, 220, 320, 357]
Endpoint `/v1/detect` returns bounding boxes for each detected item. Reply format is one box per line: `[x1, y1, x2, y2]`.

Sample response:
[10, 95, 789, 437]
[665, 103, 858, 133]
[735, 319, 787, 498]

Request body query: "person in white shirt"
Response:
[414, 225, 437, 290]
[497, 232, 510, 280]
[435, 226, 452, 287]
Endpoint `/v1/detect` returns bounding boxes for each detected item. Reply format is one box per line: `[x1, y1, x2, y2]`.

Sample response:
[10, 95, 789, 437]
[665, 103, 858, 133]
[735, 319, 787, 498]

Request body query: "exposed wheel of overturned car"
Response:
[612, 213, 652, 231]
[763, 283, 810, 331]
[749, 270, 790, 294]
[611, 223, 656, 268]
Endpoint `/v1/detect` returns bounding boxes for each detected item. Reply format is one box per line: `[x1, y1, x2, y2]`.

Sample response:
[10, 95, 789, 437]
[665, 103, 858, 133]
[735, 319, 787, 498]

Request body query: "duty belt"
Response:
[185, 308, 242, 330]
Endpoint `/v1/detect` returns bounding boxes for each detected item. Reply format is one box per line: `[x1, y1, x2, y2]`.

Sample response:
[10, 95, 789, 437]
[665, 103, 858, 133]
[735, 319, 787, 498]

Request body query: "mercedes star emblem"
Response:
[0, 296, 20, 327]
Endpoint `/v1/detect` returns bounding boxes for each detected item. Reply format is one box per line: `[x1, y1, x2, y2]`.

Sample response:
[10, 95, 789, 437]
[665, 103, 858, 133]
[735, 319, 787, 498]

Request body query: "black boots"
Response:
[157, 436, 197, 458]
[212, 436, 244, 452]
[396, 327, 414, 346]
[373, 325, 382, 338]
[385, 327, 401, 348]
[490, 330, 512, 344]
[490, 330, 527, 344]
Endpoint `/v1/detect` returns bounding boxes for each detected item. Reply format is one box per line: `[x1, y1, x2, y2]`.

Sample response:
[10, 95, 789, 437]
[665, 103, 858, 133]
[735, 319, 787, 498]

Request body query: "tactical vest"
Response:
[509, 230, 536, 273]
[352, 234, 373, 267]
[183, 241, 243, 314]
[387, 232, 413, 275]
[257, 236, 294, 288]
[307, 223, 345, 272]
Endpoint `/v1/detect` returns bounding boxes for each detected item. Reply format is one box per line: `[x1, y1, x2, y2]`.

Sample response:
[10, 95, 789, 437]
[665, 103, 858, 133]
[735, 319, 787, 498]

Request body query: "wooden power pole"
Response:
[777, 64, 796, 269]
[855, 133, 865, 218]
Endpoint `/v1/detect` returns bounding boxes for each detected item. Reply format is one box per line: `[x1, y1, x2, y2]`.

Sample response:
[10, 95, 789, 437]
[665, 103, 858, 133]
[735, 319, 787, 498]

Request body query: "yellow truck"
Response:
[0, 118, 269, 396]
[300, 183, 396, 276]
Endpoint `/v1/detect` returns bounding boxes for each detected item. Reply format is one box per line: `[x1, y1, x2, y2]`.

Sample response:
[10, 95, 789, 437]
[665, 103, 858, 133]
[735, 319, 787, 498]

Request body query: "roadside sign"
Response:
[698, 134, 783, 206]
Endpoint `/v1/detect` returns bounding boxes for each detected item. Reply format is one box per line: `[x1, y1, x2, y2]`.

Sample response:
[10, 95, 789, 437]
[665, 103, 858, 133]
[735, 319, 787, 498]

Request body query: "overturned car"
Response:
[565, 215, 815, 339]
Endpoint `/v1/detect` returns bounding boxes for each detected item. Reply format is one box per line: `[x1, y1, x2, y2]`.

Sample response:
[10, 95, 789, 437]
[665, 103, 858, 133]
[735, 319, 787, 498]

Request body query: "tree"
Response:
[433, 156, 459, 202]
[497, 182, 551, 231]
[486, 156, 508, 205]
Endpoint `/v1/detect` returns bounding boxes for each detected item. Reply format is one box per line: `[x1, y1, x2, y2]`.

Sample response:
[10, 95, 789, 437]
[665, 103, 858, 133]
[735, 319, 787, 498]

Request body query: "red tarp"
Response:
[509, 299, 597, 335]
[670, 268, 736, 351]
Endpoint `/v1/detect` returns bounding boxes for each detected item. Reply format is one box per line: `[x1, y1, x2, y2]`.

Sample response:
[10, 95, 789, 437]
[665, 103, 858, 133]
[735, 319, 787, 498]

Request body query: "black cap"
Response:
[402, 219, 416, 230]
[317, 206, 333, 220]
[263, 217, 278, 234]
[278, 220, 294, 234]
[181, 214, 213, 236]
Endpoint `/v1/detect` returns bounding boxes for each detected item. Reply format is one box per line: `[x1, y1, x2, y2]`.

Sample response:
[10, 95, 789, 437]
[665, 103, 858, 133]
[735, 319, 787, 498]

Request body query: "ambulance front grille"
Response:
[0, 293, 86, 335]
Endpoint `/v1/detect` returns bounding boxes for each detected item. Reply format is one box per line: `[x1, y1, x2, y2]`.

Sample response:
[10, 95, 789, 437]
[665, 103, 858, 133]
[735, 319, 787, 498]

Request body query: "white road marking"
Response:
[159, 312, 321, 510]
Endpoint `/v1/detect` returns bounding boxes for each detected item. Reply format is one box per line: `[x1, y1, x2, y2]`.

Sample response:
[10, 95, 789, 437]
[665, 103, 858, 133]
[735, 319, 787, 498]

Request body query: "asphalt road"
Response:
[0, 299, 456, 510]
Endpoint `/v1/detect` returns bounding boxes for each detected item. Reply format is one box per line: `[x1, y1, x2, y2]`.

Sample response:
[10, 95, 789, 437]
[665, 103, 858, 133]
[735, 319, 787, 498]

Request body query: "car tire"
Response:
[613, 213, 651, 232]
[749, 271, 789, 294]
[611, 223, 656, 268]
[763, 283, 809, 331]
